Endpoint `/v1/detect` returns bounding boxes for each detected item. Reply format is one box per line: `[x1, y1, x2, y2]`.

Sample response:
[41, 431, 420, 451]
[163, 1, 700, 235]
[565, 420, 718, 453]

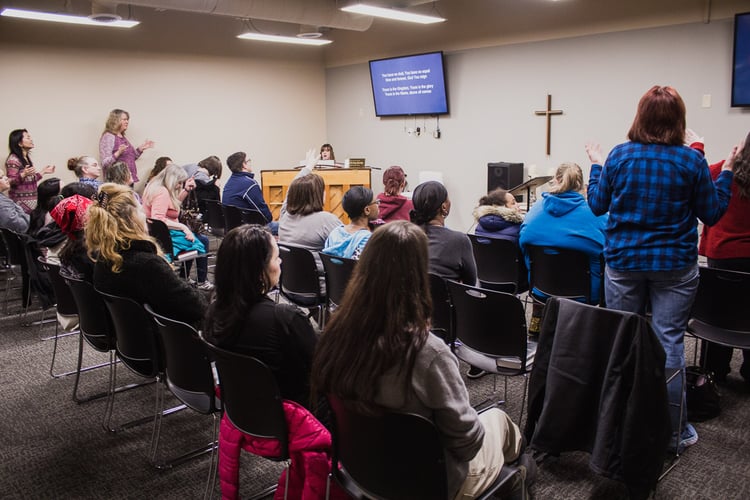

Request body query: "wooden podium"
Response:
[260, 168, 372, 223]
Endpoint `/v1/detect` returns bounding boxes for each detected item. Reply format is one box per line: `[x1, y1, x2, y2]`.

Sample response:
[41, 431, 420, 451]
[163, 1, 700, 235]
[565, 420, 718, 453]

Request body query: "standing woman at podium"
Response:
[586, 85, 737, 452]
[319, 143, 335, 161]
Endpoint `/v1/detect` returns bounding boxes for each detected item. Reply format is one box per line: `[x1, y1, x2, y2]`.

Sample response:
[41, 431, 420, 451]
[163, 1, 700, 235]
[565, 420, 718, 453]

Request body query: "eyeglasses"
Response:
[368, 199, 380, 206]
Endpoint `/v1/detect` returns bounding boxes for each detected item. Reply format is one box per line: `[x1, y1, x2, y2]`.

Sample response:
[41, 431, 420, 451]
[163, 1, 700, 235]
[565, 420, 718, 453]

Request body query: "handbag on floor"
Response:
[685, 366, 721, 422]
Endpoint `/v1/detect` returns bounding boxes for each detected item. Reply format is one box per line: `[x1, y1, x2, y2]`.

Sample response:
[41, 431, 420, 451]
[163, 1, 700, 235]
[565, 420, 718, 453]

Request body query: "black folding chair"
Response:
[37, 257, 80, 377]
[326, 394, 522, 500]
[277, 243, 327, 327]
[447, 280, 535, 422]
[526, 245, 594, 304]
[428, 273, 454, 344]
[468, 234, 525, 294]
[97, 289, 186, 461]
[204, 199, 225, 238]
[62, 274, 120, 404]
[202, 342, 290, 499]
[145, 304, 220, 486]
[222, 204, 244, 232]
[319, 253, 357, 312]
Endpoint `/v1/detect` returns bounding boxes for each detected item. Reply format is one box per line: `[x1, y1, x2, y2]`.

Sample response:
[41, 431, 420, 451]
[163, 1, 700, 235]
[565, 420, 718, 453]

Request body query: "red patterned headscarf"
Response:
[50, 194, 93, 239]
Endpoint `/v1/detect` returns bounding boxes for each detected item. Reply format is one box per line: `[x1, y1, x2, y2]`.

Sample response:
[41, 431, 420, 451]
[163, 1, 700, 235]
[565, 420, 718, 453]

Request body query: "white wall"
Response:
[326, 20, 750, 232]
[0, 45, 327, 192]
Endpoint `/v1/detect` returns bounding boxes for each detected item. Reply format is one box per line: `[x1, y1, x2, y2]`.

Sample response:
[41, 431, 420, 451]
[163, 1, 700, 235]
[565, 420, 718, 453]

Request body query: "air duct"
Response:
[119, 0, 374, 32]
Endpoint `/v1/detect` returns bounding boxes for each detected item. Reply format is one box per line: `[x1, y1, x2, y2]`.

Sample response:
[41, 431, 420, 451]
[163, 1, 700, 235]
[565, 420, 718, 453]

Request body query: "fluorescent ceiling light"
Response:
[341, 3, 445, 24]
[237, 32, 332, 46]
[0, 8, 139, 28]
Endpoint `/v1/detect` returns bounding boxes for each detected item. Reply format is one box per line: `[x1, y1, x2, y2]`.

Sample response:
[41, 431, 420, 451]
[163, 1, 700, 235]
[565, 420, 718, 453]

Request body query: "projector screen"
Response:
[369, 51, 449, 117]
[732, 11, 750, 107]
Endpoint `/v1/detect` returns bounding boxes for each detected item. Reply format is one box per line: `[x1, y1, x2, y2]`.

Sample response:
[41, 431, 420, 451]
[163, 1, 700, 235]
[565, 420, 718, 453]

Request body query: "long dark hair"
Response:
[410, 181, 448, 226]
[204, 225, 275, 341]
[311, 221, 432, 413]
[734, 131, 750, 199]
[28, 178, 61, 235]
[7, 129, 31, 166]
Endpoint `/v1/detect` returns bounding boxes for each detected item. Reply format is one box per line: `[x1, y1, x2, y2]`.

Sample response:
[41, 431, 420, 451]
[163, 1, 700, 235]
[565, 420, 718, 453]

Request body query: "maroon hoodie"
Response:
[376, 192, 414, 222]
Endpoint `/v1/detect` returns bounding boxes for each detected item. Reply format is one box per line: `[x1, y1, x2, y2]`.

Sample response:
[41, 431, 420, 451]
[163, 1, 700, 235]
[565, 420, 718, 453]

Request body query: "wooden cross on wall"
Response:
[534, 94, 563, 156]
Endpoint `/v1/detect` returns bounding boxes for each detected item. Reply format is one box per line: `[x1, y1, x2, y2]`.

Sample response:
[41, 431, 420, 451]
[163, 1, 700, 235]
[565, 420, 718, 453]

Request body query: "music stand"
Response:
[510, 176, 553, 211]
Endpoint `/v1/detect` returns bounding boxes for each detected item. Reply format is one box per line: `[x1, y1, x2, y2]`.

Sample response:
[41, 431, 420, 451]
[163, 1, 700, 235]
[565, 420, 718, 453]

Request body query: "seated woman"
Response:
[104, 160, 141, 203]
[279, 171, 342, 251]
[37, 182, 97, 263]
[51, 193, 94, 282]
[519, 162, 607, 307]
[312, 221, 526, 500]
[86, 183, 205, 325]
[376, 165, 413, 223]
[49, 193, 94, 331]
[67, 156, 102, 191]
[27, 177, 62, 237]
[204, 225, 317, 408]
[473, 188, 523, 241]
[142, 164, 213, 290]
[410, 180, 477, 285]
[322, 186, 379, 260]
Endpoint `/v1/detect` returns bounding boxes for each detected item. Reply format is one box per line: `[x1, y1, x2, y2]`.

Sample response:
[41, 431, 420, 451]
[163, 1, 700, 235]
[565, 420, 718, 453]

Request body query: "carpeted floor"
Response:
[0, 279, 748, 499]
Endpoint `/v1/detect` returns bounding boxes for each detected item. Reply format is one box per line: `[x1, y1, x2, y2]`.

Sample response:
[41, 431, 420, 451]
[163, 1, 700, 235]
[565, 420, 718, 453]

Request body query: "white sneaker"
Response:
[197, 281, 214, 291]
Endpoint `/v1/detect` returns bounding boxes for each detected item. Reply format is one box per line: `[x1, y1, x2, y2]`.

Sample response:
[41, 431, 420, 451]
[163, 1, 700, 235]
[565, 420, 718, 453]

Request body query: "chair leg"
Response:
[204, 413, 220, 500]
[659, 368, 685, 481]
[519, 375, 529, 425]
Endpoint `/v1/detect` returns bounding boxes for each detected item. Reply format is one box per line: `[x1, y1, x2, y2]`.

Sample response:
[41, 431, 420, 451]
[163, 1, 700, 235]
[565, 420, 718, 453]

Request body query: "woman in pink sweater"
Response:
[142, 164, 212, 290]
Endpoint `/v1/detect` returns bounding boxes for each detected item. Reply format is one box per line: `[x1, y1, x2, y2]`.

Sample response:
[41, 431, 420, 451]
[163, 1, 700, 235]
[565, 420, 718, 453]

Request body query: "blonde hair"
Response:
[103, 109, 128, 135]
[86, 183, 161, 273]
[549, 162, 584, 194]
[142, 164, 187, 214]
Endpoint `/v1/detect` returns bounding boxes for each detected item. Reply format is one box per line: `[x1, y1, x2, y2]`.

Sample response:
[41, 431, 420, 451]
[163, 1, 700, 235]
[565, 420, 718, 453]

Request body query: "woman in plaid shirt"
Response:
[585, 85, 740, 452]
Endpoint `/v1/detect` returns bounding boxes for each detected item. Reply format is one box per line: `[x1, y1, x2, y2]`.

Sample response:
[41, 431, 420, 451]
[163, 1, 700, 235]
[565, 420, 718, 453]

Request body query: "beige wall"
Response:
[326, 20, 750, 231]
[0, 44, 327, 192]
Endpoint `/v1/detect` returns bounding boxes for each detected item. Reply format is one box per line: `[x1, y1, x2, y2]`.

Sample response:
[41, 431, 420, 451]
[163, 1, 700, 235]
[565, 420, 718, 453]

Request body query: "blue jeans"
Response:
[604, 264, 699, 433]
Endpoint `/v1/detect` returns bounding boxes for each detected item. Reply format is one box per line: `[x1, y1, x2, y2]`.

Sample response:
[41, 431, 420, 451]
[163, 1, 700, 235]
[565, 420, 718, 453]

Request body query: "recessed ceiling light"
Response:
[237, 32, 332, 46]
[341, 3, 445, 24]
[0, 8, 139, 28]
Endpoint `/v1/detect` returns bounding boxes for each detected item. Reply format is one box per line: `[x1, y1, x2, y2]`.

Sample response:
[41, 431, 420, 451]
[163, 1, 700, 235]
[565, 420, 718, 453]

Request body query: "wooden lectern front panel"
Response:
[260, 168, 372, 223]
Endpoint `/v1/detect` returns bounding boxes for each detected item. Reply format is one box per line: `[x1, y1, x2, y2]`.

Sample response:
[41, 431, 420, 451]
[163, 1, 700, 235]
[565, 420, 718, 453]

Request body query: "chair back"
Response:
[526, 245, 592, 303]
[146, 218, 174, 256]
[222, 204, 244, 232]
[320, 253, 357, 310]
[97, 290, 161, 378]
[63, 275, 114, 352]
[0, 228, 26, 267]
[204, 199, 225, 236]
[277, 243, 325, 305]
[144, 304, 219, 414]
[429, 273, 454, 344]
[202, 341, 289, 458]
[468, 234, 520, 294]
[38, 257, 77, 316]
[327, 395, 448, 500]
[688, 267, 750, 348]
[240, 208, 268, 226]
[447, 280, 529, 371]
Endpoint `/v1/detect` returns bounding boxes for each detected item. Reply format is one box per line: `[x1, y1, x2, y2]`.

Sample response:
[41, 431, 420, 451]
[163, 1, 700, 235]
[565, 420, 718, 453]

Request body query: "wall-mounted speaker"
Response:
[487, 162, 524, 192]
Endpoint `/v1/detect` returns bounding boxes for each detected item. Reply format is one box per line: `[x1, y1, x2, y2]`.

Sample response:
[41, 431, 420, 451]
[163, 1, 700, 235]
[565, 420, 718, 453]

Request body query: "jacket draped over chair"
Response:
[525, 297, 671, 500]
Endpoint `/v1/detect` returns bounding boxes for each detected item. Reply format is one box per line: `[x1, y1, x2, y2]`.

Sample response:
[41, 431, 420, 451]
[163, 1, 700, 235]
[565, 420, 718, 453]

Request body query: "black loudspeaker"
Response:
[487, 162, 524, 192]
